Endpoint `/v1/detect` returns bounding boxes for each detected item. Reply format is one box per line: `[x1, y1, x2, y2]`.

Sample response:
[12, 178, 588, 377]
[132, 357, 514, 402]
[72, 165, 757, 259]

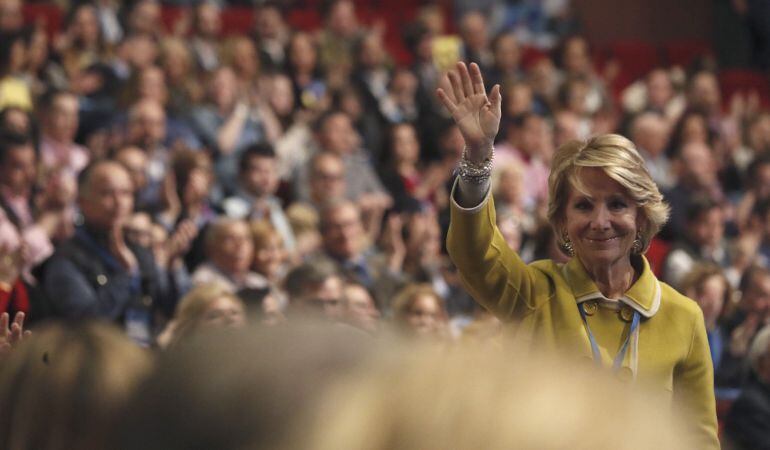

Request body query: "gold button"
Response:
[616, 366, 634, 382]
[583, 300, 598, 316]
[619, 305, 634, 322]
[142, 296, 152, 307]
[96, 275, 108, 286]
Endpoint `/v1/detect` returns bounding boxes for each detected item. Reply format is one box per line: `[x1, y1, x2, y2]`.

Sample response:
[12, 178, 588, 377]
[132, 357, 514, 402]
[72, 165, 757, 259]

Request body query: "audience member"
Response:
[42, 161, 172, 345]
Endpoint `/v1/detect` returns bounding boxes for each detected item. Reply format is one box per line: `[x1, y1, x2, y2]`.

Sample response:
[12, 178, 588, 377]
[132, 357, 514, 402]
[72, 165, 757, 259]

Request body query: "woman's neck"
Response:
[580, 256, 637, 300]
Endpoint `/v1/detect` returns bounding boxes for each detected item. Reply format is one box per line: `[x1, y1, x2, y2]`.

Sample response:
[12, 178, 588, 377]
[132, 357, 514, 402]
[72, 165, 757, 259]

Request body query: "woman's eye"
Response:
[609, 200, 628, 210]
[574, 201, 591, 210]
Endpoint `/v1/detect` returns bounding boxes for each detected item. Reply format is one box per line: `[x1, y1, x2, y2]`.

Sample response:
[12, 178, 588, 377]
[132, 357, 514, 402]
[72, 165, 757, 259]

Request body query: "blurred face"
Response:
[744, 273, 770, 318]
[322, 203, 363, 260]
[46, 94, 79, 143]
[115, 147, 149, 191]
[646, 70, 673, 109]
[0, 144, 35, 196]
[681, 115, 709, 145]
[564, 37, 590, 74]
[241, 155, 278, 197]
[297, 276, 345, 320]
[253, 234, 286, 278]
[327, 0, 358, 37]
[256, 6, 284, 40]
[517, 116, 547, 157]
[320, 113, 357, 154]
[405, 294, 443, 336]
[505, 85, 533, 117]
[211, 67, 237, 110]
[162, 41, 191, 82]
[139, 67, 168, 104]
[0, 0, 22, 32]
[461, 12, 487, 52]
[201, 296, 247, 329]
[564, 168, 641, 269]
[392, 124, 420, 164]
[359, 33, 386, 68]
[689, 72, 721, 114]
[211, 222, 254, 274]
[124, 213, 153, 248]
[695, 275, 726, 329]
[269, 75, 295, 117]
[310, 155, 346, 202]
[232, 38, 259, 78]
[129, 102, 166, 149]
[79, 164, 135, 231]
[71, 5, 100, 47]
[680, 142, 717, 188]
[289, 33, 317, 73]
[1, 108, 29, 135]
[494, 34, 520, 72]
[689, 207, 724, 248]
[344, 284, 380, 332]
[195, 3, 221, 38]
[129, 0, 161, 36]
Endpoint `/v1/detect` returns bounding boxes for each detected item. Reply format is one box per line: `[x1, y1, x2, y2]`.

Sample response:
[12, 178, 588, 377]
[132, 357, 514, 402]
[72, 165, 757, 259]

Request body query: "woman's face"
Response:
[289, 34, 317, 73]
[695, 275, 725, 329]
[682, 115, 708, 145]
[405, 294, 443, 336]
[392, 124, 420, 164]
[201, 296, 247, 329]
[564, 167, 641, 269]
[253, 235, 286, 277]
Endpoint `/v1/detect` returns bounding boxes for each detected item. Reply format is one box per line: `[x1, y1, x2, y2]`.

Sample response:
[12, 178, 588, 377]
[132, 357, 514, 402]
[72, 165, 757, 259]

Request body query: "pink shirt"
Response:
[39, 136, 90, 175]
[0, 191, 53, 275]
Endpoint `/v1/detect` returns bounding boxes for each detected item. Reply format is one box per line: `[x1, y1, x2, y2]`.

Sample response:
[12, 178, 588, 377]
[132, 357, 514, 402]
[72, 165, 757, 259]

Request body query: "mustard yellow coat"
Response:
[447, 193, 719, 449]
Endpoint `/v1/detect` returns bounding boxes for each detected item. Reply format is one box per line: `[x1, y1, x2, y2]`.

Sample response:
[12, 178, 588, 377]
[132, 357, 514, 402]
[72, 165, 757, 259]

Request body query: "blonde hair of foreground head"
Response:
[547, 134, 670, 254]
[0, 321, 153, 450]
[296, 343, 692, 450]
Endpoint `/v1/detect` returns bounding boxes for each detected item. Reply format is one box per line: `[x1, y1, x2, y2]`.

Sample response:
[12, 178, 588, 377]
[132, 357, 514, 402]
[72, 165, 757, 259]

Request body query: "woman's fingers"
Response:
[447, 70, 465, 105]
[436, 88, 459, 115]
[470, 62, 486, 95]
[458, 62, 474, 98]
[12, 311, 25, 330]
[490, 84, 502, 114]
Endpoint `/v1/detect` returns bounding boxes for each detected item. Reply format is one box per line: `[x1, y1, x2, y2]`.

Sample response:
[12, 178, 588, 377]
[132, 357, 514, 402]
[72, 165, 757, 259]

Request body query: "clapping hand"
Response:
[436, 62, 502, 163]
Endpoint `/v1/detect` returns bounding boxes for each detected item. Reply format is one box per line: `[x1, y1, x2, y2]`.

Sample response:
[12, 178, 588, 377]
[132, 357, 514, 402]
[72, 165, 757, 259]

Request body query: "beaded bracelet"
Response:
[457, 147, 494, 184]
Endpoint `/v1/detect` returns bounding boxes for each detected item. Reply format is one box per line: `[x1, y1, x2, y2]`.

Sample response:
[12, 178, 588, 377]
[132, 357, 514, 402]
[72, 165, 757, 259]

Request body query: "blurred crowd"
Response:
[0, 0, 770, 448]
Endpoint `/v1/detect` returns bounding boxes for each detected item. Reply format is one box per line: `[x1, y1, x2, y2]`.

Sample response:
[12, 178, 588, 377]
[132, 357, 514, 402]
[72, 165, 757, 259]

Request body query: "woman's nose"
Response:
[590, 206, 611, 229]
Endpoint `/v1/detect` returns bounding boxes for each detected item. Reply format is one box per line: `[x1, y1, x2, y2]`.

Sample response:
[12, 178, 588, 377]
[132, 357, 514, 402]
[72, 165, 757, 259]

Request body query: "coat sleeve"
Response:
[673, 306, 720, 450]
[446, 182, 551, 321]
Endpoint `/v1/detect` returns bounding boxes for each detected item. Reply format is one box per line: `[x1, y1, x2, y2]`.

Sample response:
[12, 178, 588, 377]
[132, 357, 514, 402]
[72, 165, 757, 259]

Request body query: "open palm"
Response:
[437, 62, 502, 162]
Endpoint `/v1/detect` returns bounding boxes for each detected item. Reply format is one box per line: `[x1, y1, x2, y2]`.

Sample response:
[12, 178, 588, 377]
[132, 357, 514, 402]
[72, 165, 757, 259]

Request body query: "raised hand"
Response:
[0, 312, 31, 355]
[436, 62, 502, 163]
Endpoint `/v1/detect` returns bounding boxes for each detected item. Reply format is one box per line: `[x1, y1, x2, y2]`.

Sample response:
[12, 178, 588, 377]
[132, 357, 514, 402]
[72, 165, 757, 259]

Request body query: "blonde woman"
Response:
[159, 282, 247, 348]
[439, 62, 717, 448]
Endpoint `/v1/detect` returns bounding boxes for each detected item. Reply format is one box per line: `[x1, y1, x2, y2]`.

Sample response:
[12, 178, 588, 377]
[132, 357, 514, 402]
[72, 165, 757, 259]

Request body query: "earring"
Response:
[632, 231, 643, 255]
[560, 234, 575, 257]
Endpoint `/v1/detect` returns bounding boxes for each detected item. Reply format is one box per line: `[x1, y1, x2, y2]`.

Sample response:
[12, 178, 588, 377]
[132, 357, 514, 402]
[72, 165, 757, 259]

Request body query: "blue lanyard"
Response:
[578, 302, 640, 372]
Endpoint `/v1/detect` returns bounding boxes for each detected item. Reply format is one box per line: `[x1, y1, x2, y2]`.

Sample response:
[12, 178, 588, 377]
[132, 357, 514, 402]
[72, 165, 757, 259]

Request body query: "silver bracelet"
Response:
[457, 147, 494, 184]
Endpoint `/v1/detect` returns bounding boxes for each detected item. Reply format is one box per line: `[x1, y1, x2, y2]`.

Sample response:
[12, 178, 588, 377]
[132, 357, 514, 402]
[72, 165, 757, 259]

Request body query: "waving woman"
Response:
[439, 62, 718, 449]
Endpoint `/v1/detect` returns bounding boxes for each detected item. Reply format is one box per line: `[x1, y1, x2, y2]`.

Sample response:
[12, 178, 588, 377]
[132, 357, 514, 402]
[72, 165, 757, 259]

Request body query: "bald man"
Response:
[42, 160, 172, 345]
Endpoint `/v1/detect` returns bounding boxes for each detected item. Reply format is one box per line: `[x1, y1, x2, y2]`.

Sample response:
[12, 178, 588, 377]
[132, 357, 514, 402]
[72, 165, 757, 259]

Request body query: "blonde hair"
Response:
[0, 322, 153, 450]
[391, 284, 447, 326]
[251, 220, 284, 250]
[169, 282, 246, 346]
[547, 134, 670, 254]
[299, 342, 691, 450]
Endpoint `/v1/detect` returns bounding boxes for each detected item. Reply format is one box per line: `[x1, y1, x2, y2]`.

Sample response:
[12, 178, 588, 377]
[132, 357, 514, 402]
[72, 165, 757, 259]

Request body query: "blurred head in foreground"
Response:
[0, 322, 153, 450]
[111, 321, 691, 450]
